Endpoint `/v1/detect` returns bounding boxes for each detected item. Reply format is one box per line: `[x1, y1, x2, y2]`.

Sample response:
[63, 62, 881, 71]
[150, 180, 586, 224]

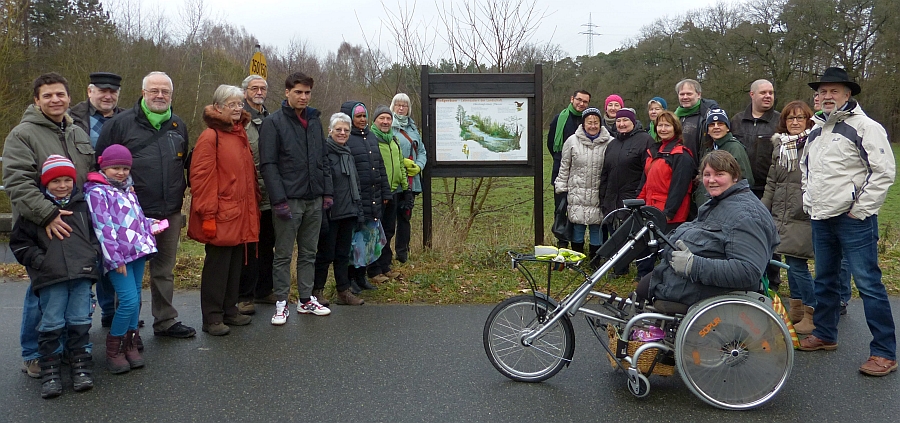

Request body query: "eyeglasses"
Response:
[144, 89, 172, 97]
[332, 128, 350, 133]
[247, 86, 267, 92]
[786, 116, 807, 122]
[221, 102, 243, 110]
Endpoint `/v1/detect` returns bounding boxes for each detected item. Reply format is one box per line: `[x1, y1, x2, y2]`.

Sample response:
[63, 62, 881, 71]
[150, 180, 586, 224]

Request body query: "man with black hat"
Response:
[798, 67, 897, 377]
[70, 72, 123, 147]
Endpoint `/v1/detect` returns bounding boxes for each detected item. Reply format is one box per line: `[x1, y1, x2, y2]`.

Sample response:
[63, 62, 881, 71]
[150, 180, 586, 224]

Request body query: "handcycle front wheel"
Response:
[483, 295, 575, 382]
[674, 294, 793, 410]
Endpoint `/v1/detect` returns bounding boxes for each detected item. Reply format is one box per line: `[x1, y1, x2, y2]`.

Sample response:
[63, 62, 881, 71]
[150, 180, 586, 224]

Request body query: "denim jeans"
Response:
[784, 255, 815, 307]
[840, 258, 852, 304]
[20, 286, 41, 361]
[571, 223, 601, 246]
[272, 197, 322, 301]
[811, 214, 896, 360]
[108, 258, 146, 337]
[95, 273, 116, 317]
[37, 278, 93, 355]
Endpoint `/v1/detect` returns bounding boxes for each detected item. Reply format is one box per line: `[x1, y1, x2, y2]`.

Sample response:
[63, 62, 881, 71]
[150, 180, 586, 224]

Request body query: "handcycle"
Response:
[482, 199, 793, 410]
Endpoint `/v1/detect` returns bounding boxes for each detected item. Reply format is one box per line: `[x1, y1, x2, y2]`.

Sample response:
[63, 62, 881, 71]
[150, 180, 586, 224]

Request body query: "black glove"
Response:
[399, 190, 415, 211]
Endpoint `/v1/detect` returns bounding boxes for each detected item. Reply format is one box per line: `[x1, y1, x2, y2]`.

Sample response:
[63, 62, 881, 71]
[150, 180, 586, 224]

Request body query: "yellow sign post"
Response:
[250, 51, 267, 79]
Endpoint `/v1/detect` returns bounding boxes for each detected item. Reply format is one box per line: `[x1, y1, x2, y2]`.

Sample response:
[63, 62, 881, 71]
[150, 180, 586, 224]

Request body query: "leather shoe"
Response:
[361, 276, 380, 289]
[154, 321, 196, 338]
[350, 280, 362, 294]
[202, 322, 230, 336]
[254, 293, 278, 304]
[223, 313, 252, 326]
[798, 335, 837, 351]
[384, 270, 401, 279]
[859, 356, 898, 376]
[237, 301, 256, 315]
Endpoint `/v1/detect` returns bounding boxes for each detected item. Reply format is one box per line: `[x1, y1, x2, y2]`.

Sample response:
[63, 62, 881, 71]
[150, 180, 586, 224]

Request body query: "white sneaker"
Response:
[297, 296, 331, 316]
[271, 300, 289, 325]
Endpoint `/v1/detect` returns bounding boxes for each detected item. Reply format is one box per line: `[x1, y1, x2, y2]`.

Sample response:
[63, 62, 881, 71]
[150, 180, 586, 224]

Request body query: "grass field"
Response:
[2, 143, 900, 303]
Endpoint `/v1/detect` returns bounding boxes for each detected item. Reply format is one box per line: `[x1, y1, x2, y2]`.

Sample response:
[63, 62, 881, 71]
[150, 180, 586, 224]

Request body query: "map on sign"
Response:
[435, 98, 528, 162]
[250, 51, 267, 79]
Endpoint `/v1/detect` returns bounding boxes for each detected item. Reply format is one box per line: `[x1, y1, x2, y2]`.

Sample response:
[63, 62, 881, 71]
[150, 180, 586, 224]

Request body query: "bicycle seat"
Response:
[652, 300, 690, 315]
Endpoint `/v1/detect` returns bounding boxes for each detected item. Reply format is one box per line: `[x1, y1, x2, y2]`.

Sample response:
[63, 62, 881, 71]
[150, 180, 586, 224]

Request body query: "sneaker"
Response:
[223, 313, 252, 326]
[271, 301, 289, 325]
[859, 356, 899, 376]
[237, 301, 256, 315]
[255, 293, 278, 304]
[22, 359, 40, 378]
[202, 322, 230, 336]
[298, 297, 331, 316]
[384, 270, 401, 279]
[311, 289, 330, 307]
[154, 322, 197, 338]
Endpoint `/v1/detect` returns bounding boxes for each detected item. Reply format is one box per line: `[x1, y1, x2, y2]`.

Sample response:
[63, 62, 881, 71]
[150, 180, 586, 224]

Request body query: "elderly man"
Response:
[798, 67, 897, 377]
[731, 79, 780, 198]
[69, 71, 125, 328]
[95, 71, 196, 338]
[673, 79, 718, 157]
[70, 72, 124, 148]
[547, 89, 590, 248]
[237, 75, 276, 315]
[3, 73, 96, 378]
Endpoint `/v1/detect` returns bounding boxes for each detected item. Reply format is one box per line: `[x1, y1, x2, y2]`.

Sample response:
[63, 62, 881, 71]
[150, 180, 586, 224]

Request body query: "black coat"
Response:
[340, 101, 391, 220]
[69, 100, 124, 137]
[679, 98, 719, 157]
[324, 139, 363, 221]
[731, 104, 780, 194]
[95, 100, 189, 219]
[259, 102, 333, 204]
[599, 129, 656, 215]
[9, 190, 101, 294]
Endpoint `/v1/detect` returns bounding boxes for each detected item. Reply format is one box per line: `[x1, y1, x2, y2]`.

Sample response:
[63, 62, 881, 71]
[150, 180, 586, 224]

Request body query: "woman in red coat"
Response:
[188, 85, 261, 336]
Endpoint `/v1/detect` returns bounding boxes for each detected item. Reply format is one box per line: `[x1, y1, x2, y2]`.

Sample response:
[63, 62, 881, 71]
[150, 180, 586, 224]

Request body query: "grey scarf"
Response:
[327, 138, 360, 201]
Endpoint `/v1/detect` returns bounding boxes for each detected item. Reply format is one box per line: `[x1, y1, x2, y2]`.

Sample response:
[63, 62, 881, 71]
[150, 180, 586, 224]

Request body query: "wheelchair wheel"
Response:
[483, 295, 575, 382]
[674, 294, 793, 410]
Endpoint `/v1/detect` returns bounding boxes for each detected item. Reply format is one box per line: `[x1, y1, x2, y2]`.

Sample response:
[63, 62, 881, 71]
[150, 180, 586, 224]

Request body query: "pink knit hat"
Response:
[605, 94, 624, 110]
[41, 155, 77, 186]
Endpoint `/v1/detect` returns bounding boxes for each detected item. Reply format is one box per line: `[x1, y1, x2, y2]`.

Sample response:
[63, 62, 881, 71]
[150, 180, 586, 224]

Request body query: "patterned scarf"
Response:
[775, 130, 810, 172]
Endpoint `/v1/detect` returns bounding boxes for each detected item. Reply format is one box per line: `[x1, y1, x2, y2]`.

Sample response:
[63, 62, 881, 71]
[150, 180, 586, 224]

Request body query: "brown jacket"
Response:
[187, 106, 260, 246]
[761, 134, 813, 259]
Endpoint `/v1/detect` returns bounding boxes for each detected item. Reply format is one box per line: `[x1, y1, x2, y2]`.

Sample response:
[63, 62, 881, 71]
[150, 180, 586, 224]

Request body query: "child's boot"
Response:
[69, 349, 94, 392]
[39, 354, 63, 399]
[124, 329, 145, 369]
[105, 333, 130, 374]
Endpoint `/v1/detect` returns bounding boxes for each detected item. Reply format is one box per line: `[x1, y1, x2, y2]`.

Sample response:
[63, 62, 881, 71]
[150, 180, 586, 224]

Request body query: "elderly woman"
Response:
[312, 113, 365, 306]
[554, 107, 611, 254]
[638, 150, 779, 306]
[188, 84, 260, 336]
[762, 100, 816, 334]
[646, 96, 667, 140]
[390, 93, 426, 263]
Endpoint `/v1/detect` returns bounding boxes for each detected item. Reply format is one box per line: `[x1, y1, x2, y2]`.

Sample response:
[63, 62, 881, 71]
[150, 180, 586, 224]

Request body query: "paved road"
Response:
[1, 279, 898, 422]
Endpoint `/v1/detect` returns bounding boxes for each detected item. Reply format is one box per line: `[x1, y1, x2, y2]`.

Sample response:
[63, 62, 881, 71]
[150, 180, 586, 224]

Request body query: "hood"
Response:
[203, 104, 250, 131]
[341, 100, 369, 136]
[20, 104, 74, 129]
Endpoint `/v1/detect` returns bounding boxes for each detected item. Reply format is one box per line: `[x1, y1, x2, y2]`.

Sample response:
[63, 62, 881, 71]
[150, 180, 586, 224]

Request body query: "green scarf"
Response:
[648, 121, 658, 142]
[371, 123, 393, 144]
[674, 101, 701, 118]
[140, 98, 172, 130]
[553, 103, 582, 152]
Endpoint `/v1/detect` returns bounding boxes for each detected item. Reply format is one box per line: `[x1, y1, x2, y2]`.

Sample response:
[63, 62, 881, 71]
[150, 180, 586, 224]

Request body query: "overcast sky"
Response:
[147, 0, 718, 59]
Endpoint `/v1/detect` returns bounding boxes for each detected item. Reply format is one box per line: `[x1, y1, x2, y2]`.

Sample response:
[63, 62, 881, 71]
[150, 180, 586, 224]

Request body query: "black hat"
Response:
[808, 67, 860, 96]
[89, 72, 122, 90]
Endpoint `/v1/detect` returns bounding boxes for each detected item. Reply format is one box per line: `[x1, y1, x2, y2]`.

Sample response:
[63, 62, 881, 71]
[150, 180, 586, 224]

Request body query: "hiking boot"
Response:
[255, 293, 278, 304]
[271, 300, 289, 325]
[223, 313, 252, 326]
[124, 330, 145, 368]
[384, 270, 401, 279]
[798, 335, 838, 351]
[859, 356, 898, 376]
[39, 355, 63, 399]
[202, 322, 231, 336]
[311, 289, 330, 307]
[298, 297, 331, 316]
[154, 321, 196, 338]
[370, 274, 390, 284]
[69, 350, 94, 392]
[237, 301, 256, 315]
[336, 289, 365, 306]
[22, 359, 40, 378]
[105, 333, 130, 374]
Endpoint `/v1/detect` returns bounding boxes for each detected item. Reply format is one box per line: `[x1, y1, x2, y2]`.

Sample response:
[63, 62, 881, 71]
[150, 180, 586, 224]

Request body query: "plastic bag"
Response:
[351, 220, 387, 268]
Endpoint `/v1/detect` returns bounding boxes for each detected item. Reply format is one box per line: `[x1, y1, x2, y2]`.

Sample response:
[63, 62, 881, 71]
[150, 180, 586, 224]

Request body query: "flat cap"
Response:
[89, 72, 122, 89]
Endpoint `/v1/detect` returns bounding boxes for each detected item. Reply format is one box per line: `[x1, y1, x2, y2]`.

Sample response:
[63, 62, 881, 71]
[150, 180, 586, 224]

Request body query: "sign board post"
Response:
[420, 64, 544, 247]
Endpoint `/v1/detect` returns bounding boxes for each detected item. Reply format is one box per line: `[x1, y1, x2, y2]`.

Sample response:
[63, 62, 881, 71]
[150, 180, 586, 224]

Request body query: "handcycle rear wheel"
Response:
[483, 295, 575, 382]
[674, 294, 793, 410]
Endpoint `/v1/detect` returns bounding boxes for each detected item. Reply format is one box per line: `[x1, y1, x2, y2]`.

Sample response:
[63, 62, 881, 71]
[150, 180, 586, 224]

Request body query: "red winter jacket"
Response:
[637, 138, 695, 224]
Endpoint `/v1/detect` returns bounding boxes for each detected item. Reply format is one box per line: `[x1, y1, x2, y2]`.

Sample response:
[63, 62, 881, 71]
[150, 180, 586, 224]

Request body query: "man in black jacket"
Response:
[674, 79, 718, 157]
[546, 89, 590, 248]
[260, 72, 334, 325]
[95, 71, 196, 339]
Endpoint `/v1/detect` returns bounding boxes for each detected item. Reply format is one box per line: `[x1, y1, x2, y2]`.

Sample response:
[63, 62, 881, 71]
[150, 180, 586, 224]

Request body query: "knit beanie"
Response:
[705, 108, 730, 128]
[582, 107, 603, 120]
[98, 144, 133, 169]
[41, 155, 77, 186]
[648, 96, 668, 110]
[615, 108, 637, 126]
[372, 105, 392, 120]
[605, 94, 624, 110]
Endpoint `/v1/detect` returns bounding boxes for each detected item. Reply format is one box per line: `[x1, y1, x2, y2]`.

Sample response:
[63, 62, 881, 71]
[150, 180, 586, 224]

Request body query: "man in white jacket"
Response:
[798, 67, 897, 377]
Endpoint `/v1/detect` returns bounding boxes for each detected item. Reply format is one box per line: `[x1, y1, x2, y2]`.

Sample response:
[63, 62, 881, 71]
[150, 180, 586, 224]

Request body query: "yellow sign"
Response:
[250, 51, 267, 79]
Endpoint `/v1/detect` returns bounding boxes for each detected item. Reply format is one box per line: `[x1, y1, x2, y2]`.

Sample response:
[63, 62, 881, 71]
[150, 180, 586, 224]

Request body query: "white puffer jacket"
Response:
[555, 125, 612, 225]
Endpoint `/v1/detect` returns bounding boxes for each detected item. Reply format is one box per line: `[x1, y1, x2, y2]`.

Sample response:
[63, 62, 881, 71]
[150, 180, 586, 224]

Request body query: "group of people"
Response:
[549, 68, 896, 377]
[2, 70, 426, 399]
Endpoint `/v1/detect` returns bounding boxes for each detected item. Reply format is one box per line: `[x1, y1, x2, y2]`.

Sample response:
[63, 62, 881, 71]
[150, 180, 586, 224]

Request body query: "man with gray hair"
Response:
[95, 71, 196, 338]
[237, 74, 276, 315]
[673, 79, 718, 157]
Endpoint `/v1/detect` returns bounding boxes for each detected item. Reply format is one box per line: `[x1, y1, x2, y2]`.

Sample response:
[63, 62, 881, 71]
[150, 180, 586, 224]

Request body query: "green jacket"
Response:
[377, 134, 408, 192]
[2, 105, 95, 225]
[693, 132, 755, 208]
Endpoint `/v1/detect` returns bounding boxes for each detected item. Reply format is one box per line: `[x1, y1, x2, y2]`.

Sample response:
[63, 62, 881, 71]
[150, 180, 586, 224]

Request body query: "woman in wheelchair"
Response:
[636, 150, 780, 307]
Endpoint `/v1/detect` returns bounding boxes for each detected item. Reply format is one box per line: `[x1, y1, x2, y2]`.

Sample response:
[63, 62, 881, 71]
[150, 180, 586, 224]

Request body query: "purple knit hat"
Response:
[98, 144, 133, 169]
